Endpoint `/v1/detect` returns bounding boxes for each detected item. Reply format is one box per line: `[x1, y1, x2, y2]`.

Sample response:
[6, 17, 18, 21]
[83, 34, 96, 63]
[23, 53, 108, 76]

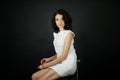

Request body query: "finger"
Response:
[41, 59, 44, 64]
[40, 60, 43, 64]
[37, 66, 41, 70]
[42, 60, 46, 63]
[41, 60, 46, 64]
[38, 68, 41, 70]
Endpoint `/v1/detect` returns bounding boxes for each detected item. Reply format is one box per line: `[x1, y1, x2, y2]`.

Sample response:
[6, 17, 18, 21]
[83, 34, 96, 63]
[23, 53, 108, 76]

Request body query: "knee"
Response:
[31, 73, 37, 80]
[38, 76, 46, 80]
[32, 73, 45, 80]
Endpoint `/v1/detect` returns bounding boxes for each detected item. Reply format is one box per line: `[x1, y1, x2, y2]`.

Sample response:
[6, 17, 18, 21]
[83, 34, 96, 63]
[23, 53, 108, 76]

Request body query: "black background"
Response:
[1, 0, 119, 80]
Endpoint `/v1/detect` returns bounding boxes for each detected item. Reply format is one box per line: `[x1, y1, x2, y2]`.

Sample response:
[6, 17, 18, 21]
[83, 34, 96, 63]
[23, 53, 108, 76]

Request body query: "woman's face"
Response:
[55, 14, 65, 29]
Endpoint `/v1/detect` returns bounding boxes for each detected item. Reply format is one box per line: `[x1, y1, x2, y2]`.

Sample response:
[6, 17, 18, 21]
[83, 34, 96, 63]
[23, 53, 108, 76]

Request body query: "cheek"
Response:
[62, 21, 65, 26]
[55, 21, 58, 25]
[55, 22, 59, 27]
[63, 21, 65, 25]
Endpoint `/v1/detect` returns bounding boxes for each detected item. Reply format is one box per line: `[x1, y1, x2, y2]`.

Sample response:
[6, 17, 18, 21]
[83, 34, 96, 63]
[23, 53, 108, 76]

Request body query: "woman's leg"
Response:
[31, 68, 50, 80]
[38, 68, 61, 80]
[46, 72, 61, 80]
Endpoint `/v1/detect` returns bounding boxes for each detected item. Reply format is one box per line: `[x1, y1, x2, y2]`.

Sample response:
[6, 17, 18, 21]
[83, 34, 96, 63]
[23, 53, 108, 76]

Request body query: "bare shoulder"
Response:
[66, 32, 74, 39]
[67, 30, 75, 37]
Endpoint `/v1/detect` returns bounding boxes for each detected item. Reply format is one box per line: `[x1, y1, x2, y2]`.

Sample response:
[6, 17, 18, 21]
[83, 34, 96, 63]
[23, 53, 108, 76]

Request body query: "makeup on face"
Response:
[55, 14, 65, 29]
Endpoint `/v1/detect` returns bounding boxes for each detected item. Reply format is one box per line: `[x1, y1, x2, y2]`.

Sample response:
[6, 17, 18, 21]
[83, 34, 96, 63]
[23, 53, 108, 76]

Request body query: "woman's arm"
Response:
[48, 54, 57, 61]
[40, 54, 57, 64]
[43, 33, 74, 68]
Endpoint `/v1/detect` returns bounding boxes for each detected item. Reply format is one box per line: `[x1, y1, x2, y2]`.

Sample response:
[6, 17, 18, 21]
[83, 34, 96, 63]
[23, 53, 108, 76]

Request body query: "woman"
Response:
[32, 9, 77, 80]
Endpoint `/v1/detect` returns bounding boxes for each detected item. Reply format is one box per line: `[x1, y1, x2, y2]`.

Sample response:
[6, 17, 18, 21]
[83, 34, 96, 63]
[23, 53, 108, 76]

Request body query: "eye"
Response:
[55, 19, 58, 21]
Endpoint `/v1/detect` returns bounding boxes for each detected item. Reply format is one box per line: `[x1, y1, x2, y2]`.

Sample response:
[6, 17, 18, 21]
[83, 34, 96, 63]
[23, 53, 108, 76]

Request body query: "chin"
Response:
[58, 26, 64, 28]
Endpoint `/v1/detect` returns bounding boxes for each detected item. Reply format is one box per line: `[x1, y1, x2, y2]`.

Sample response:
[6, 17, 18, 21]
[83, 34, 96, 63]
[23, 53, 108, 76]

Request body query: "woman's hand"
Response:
[40, 58, 50, 64]
[37, 65, 44, 70]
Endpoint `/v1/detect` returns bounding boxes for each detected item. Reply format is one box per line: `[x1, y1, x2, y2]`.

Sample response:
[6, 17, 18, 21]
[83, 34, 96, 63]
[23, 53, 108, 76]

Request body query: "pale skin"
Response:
[31, 14, 74, 80]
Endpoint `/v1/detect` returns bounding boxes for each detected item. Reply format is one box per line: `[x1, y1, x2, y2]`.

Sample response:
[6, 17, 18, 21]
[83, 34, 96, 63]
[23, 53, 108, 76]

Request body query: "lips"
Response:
[58, 24, 63, 26]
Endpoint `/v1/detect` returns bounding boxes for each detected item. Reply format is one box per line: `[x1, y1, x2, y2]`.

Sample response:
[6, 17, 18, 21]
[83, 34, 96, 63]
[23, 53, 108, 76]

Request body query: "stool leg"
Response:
[77, 68, 78, 80]
[77, 59, 80, 80]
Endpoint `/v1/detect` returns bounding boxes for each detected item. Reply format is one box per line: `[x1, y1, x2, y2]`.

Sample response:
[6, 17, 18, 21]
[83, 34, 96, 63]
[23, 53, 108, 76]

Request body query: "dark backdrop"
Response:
[1, 0, 119, 80]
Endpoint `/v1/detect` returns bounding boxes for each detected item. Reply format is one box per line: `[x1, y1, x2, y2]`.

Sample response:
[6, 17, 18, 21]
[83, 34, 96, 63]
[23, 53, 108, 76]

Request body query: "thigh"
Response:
[39, 68, 61, 80]
[32, 68, 50, 79]
[47, 72, 61, 80]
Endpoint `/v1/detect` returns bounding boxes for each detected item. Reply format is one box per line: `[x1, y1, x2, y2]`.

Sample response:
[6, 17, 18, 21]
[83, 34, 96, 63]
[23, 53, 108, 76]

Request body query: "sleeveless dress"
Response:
[49, 30, 77, 77]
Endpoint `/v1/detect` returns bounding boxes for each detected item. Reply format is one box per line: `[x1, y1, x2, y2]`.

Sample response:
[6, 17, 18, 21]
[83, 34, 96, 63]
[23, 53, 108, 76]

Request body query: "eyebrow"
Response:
[55, 16, 63, 19]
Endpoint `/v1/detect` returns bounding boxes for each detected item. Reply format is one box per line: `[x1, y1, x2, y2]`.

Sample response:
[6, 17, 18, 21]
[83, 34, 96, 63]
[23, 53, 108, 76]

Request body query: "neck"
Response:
[59, 28, 64, 31]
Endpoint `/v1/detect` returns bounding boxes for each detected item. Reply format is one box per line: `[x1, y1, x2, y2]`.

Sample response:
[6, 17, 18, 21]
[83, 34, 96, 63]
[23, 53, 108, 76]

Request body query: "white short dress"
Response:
[49, 30, 77, 77]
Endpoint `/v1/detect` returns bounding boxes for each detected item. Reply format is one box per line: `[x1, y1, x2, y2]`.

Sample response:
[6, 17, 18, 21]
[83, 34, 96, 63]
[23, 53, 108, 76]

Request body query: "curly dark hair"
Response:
[51, 9, 72, 33]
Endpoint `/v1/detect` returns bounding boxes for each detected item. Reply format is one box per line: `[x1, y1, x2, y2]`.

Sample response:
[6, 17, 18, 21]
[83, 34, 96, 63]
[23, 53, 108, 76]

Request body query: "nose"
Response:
[59, 20, 62, 24]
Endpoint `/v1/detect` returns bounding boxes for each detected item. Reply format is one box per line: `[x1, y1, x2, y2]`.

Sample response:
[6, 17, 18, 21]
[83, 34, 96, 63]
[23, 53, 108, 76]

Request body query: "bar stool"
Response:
[58, 59, 80, 80]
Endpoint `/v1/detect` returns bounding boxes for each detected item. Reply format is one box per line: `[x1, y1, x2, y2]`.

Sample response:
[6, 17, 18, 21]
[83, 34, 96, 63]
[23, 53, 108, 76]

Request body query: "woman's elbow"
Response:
[61, 55, 67, 61]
